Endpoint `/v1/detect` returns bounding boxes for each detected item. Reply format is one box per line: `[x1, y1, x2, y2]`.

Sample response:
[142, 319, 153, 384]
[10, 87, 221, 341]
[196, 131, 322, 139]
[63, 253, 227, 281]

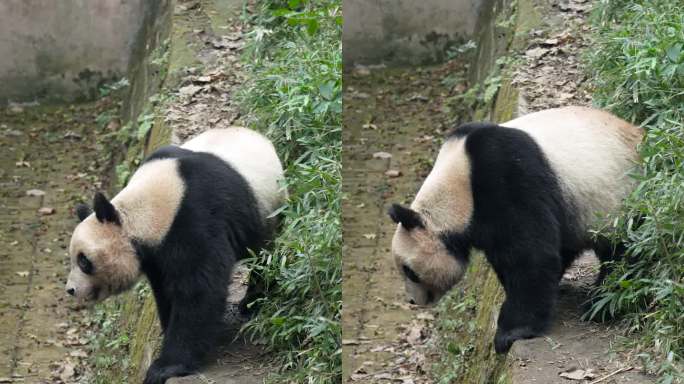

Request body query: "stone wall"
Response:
[0, 0, 146, 104]
[343, 0, 485, 66]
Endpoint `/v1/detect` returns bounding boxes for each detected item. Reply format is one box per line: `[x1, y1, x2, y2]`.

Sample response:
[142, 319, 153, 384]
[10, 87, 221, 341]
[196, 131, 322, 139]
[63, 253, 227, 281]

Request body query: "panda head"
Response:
[66, 192, 141, 302]
[388, 204, 466, 306]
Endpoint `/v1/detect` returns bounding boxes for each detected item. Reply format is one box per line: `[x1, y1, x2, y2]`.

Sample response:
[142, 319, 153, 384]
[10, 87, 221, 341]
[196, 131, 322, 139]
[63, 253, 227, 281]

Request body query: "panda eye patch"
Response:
[402, 265, 421, 284]
[77, 253, 94, 275]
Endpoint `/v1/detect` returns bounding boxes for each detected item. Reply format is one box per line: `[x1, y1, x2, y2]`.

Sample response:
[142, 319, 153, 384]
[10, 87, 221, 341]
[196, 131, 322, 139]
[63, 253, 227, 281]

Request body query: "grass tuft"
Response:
[237, 0, 342, 382]
[586, 0, 684, 381]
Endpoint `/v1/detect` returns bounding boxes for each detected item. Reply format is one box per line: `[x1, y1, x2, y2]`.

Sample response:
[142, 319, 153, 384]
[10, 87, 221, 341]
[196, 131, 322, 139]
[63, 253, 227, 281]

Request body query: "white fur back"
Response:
[413, 107, 642, 233]
[502, 106, 642, 228]
[181, 127, 286, 218]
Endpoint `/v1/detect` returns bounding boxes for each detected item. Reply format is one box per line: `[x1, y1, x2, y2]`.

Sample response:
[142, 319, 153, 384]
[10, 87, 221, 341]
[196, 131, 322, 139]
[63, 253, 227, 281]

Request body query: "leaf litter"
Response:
[165, 11, 247, 144]
[344, 59, 466, 384]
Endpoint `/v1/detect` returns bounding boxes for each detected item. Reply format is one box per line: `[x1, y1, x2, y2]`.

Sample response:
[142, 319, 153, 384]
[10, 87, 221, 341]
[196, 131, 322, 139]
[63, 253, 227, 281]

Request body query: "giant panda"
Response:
[65, 127, 286, 384]
[388, 106, 642, 354]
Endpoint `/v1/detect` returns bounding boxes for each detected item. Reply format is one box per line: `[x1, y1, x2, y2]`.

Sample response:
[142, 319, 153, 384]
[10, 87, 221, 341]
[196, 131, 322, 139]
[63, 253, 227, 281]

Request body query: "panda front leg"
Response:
[150, 284, 171, 333]
[143, 290, 226, 384]
[493, 257, 560, 354]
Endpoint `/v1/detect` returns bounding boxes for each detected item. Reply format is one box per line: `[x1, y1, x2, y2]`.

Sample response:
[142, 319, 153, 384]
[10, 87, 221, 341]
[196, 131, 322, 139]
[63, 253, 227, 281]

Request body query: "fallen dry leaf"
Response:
[406, 324, 425, 345]
[363, 233, 377, 240]
[38, 207, 55, 215]
[408, 94, 429, 102]
[559, 368, 596, 381]
[526, 47, 549, 59]
[26, 189, 45, 197]
[69, 349, 88, 358]
[559, 92, 574, 101]
[372, 151, 392, 159]
[542, 38, 560, 46]
[385, 170, 401, 178]
[179, 85, 202, 96]
[59, 360, 76, 382]
[63, 131, 82, 140]
[374, 372, 393, 380]
[194, 76, 212, 83]
[8, 105, 24, 114]
[353, 66, 371, 76]
[16, 271, 29, 277]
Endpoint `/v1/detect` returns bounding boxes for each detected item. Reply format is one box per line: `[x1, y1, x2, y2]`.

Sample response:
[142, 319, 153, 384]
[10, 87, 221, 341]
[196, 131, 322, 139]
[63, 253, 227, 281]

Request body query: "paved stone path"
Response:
[342, 64, 459, 383]
[0, 104, 107, 383]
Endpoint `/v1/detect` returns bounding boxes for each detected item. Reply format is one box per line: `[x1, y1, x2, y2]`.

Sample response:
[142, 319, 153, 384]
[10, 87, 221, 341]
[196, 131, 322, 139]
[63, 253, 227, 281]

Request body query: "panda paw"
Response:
[494, 332, 514, 354]
[143, 360, 194, 384]
[494, 326, 538, 354]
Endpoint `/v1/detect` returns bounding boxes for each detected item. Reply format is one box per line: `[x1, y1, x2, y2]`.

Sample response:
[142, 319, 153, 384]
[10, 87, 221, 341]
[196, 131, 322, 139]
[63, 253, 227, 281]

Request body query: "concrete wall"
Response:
[343, 0, 485, 67]
[0, 0, 146, 104]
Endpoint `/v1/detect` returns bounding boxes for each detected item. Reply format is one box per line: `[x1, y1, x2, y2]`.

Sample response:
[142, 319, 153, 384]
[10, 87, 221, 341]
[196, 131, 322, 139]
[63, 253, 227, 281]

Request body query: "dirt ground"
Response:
[0, 102, 114, 383]
[342, 61, 466, 384]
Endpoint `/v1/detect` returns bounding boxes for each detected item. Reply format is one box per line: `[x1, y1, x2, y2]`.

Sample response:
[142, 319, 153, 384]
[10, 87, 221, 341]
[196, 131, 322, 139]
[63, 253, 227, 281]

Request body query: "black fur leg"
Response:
[143, 360, 194, 384]
[593, 237, 626, 286]
[152, 285, 172, 333]
[146, 285, 226, 383]
[239, 270, 265, 316]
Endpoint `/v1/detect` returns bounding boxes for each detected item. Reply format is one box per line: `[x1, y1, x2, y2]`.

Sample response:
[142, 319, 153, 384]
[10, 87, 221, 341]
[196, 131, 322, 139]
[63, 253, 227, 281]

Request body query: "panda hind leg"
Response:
[592, 236, 626, 286]
[581, 237, 627, 322]
[238, 270, 266, 317]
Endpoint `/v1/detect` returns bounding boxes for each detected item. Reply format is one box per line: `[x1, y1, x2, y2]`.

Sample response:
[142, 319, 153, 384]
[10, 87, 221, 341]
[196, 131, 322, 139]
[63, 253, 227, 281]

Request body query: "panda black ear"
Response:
[75, 204, 92, 222]
[388, 204, 424, 230]
[93, 192, 121, 225]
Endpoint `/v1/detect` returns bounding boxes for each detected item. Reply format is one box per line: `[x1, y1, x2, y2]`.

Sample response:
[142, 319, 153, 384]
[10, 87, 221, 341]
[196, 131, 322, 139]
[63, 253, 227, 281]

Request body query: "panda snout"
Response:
[66, 287, 75, 296]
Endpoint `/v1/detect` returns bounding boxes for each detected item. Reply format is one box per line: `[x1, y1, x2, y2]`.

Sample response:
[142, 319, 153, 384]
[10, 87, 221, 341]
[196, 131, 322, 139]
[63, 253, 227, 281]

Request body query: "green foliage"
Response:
[98, 78, 130, 97]
[586, 0, 684, 381]
[446, 55, 516, 121]
[88, 303, 131, 384]
[238, 0, 341, 382]
[432, 292, 477, 384]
